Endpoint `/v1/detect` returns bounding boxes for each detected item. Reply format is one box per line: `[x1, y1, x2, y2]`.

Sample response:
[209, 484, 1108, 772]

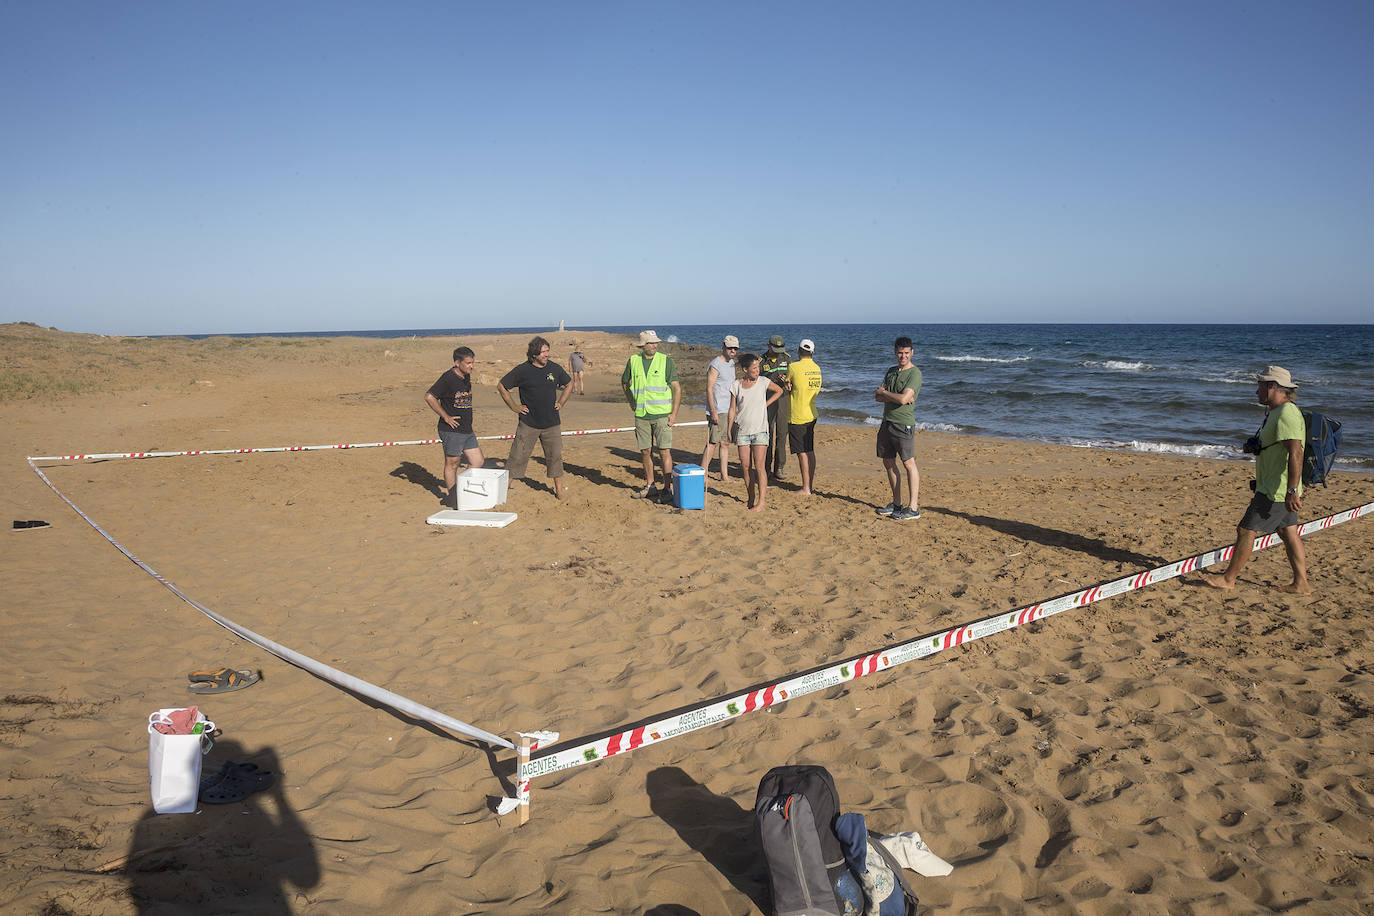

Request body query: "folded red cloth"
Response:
[151, 705, 199, 735]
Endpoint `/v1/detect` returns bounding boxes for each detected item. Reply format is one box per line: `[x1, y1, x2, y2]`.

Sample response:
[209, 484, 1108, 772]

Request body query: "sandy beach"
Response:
[4, 323, 1373, 915]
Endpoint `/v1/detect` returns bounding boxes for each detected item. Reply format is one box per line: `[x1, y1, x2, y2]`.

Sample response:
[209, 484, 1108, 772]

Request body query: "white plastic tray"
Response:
[425, 510, 517, 529]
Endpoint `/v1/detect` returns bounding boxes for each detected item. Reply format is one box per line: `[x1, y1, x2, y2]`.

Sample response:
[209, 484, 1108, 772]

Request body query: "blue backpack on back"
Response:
[1301, 411, 1342, 487]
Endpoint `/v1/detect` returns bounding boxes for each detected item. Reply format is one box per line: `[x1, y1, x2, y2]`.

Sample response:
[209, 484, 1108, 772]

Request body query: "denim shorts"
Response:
[736, 430, 769, 447]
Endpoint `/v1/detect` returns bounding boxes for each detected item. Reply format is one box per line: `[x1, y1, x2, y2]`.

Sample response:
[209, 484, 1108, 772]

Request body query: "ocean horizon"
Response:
[175, 323, 1372, 472]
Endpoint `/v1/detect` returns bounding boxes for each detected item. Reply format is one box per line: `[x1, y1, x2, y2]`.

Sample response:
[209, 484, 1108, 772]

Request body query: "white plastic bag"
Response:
[147, 708, 215, 814]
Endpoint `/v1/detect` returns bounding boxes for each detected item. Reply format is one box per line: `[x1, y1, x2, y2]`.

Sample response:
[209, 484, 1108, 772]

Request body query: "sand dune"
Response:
[3, 324, 1372, 914]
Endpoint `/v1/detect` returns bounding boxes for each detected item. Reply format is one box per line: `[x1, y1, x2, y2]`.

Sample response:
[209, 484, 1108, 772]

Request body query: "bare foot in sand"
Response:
[1279, 581, 1312, 595]
[554, 479, 565, 500]
[1198, 572, 1234, 590]
[799, 488, 812, 496]
[749, 502, 765, 512]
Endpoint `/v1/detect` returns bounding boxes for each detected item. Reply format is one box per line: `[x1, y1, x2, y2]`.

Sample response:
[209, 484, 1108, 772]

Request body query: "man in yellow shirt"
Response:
[1201, 365, 1309, 594]
[785, 339, 823, 495]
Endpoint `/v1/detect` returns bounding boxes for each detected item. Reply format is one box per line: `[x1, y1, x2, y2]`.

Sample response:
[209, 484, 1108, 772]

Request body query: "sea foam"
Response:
[1081, 360, 1155, 372]
[935, 354, 1031, 364]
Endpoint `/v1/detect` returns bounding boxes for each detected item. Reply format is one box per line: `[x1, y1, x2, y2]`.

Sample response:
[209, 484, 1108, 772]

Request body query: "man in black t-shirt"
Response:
[497, 336, 573, 499]
[424, 346, 484, 506]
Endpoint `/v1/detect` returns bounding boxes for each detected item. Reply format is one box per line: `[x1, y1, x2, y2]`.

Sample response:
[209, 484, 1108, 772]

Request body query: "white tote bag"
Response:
[147, 708, 215, 814]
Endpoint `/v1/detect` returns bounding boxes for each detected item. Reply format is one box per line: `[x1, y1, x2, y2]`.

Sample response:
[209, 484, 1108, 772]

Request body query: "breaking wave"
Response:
[935, 354, 1032, 364]
[1081, 360, 1155, 372]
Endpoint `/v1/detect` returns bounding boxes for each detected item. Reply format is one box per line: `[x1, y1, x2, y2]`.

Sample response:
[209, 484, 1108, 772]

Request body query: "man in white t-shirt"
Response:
[700, 335, 738, 480]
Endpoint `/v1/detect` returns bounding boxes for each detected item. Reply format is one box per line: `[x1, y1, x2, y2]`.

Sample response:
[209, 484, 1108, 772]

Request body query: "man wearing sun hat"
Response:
[786, 338, 823, 494]
[622, 330, 681, 501]
[760, 333, 792, 479]
[1200, 365, 1309, 594]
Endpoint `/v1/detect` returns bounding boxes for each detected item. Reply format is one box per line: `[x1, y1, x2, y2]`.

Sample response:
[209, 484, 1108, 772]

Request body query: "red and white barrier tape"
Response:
[525, 501, 1374, 779]
[29, 429, 1370, 798]
[25, 458, 514, 751]
[26, 421, 708, 464]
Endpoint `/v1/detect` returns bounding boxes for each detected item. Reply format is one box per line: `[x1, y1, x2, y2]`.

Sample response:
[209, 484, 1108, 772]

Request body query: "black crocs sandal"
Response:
[199, 762, 274, 804]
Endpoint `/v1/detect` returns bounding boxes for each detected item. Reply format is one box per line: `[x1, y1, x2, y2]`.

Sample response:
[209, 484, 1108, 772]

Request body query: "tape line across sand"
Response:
[24, 457, 515, 751]
[26, 421, 709, 463]
[526, 501, 1374, 778]
[24, 439, 1373, 782]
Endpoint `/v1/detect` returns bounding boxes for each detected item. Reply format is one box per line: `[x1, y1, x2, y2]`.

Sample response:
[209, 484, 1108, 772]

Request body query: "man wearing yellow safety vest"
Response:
[621, 330, 682, 501]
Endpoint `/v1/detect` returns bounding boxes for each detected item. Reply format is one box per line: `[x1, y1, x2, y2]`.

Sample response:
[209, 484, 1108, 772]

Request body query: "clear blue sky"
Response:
[3, 1, 1371, 334]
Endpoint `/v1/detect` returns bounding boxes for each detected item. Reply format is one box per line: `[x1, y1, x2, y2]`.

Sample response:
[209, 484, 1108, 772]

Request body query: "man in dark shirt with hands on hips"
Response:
[424, 346, 484, 507]
[497, 336, 572, 499]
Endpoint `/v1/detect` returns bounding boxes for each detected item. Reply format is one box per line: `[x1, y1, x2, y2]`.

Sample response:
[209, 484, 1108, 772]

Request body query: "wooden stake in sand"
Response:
[517, 733, 532, 825]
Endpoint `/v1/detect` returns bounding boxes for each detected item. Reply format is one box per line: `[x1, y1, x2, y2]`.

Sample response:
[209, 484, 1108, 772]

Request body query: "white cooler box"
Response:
[455, 468, 509, 510]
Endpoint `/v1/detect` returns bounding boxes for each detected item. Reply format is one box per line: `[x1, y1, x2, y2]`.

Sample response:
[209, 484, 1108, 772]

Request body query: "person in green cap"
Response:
[760, 333, 791, 479]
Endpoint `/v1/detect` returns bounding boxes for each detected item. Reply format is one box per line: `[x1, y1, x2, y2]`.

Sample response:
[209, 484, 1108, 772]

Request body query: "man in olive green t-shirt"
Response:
[874, 336, 923, 521]
[761, 334, 792, 479]
[1201, 365, 1309, 594]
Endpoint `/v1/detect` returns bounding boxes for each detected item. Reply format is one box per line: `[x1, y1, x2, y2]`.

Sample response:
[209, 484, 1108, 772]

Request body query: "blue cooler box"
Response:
[672, 463, 706, 509]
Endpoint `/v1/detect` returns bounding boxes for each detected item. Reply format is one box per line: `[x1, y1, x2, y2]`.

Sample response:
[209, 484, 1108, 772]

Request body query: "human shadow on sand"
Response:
[390, 461, 445, 499]
[607, 444, 705, 475]
[925, 505, 1164, 568]
[501, 456, 632, 497]
[646, 767, 769, 912]
[124, 742, 318, 915]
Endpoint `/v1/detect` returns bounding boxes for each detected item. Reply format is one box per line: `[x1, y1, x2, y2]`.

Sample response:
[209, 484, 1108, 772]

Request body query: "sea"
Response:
[189, 324, 1373, 471]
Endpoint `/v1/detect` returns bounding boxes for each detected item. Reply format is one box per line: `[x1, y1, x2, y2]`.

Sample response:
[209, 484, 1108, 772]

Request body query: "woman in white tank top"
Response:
[727, 353, 784, 511]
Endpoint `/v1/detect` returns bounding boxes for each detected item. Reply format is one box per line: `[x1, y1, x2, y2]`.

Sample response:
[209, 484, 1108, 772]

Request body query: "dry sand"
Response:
[3, 323, 1373, 914]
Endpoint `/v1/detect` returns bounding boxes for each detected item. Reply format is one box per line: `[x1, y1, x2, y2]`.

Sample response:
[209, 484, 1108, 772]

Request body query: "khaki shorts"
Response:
[707, 414, 729, 444]
[636, 414, 673, 451]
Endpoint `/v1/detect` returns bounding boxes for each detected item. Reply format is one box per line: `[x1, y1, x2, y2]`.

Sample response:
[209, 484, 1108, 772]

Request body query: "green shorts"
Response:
[636, 414, 673, 450]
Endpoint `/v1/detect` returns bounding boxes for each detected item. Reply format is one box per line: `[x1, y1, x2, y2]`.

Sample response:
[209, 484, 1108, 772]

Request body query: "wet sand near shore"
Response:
[4, 323, 1373, 914]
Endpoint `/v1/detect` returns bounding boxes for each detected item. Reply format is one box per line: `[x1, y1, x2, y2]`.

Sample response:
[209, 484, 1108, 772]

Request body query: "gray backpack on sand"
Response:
[755, 765, 847, 916]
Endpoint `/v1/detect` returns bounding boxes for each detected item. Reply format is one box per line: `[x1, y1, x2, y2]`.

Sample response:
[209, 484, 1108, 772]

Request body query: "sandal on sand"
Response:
[186, 667, 260, 694]
[199, 762, 274, 804]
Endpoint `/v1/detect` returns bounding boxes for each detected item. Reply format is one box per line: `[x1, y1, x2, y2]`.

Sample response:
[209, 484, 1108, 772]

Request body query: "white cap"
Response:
[799, 338, 815, 352]
[638, 330, 661, 345]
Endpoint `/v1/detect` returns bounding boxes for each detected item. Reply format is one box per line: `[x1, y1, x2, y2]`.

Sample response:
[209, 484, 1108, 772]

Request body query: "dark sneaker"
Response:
[631, 485, 658, 500]
[876, 502, 897, 516]
[891, 506, 921, 520]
